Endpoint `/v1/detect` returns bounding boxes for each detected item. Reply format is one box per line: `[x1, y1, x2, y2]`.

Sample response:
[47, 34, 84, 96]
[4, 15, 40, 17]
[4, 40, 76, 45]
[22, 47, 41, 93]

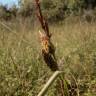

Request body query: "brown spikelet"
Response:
[42, 49, 58, 71]
[39, 31, 58, 71]
[35, 0, 58, 71]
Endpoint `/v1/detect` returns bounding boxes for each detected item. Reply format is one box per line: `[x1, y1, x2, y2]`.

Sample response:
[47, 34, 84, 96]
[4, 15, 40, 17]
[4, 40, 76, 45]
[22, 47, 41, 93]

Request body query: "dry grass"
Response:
[0, 18, 96, 96]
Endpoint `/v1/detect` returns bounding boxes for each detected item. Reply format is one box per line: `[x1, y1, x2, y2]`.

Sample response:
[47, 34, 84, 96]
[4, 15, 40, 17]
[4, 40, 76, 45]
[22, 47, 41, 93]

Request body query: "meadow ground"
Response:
[0, 17, 96, 96]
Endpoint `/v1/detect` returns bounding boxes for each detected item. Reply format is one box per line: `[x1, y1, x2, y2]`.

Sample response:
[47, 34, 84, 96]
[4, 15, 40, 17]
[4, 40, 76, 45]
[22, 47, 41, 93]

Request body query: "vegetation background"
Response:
[0, 0, 96, 96]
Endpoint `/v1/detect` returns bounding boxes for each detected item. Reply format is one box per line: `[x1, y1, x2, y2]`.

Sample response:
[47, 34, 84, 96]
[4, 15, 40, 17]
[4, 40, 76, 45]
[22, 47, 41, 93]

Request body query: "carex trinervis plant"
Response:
[35, 0, 76, 96]
[35, 0, 78, 96]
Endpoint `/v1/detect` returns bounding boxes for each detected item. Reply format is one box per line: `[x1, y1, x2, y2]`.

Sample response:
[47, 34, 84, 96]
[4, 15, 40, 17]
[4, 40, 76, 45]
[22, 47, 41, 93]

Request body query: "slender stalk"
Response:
[37, 71, 63, 96]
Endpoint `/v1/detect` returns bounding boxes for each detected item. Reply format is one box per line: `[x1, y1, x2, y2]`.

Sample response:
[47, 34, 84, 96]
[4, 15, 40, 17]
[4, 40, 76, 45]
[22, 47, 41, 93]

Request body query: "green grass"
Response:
[0, 18, 96, 96]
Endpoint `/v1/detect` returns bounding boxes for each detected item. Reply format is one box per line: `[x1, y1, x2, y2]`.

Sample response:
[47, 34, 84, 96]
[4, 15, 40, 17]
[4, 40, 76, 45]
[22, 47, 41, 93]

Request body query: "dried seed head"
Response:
[39, 30, 49, 41]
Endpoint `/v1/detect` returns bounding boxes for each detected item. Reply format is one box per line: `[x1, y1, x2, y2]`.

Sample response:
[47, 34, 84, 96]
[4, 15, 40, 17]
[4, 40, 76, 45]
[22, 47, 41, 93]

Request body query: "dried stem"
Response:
[37, 71, 63, 96]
